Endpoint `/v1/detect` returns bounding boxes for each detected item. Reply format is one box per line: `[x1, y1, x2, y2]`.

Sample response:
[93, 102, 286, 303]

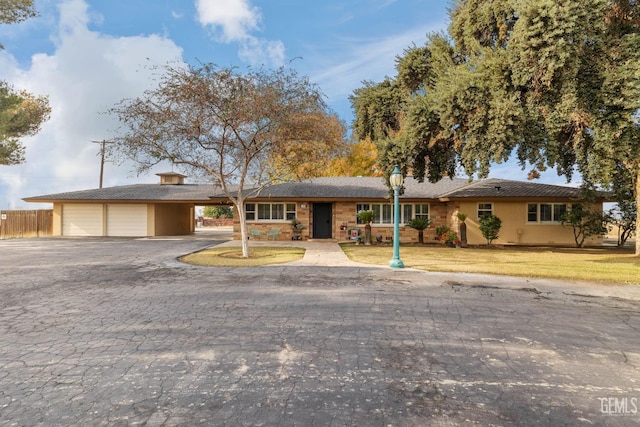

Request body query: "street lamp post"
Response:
[389, 165, 404, 268]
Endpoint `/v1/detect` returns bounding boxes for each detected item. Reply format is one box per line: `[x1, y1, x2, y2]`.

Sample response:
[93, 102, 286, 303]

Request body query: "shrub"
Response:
[357, 210, 375, 245]
[406, 217, 433, 244]
[441, 230, 458, 244]
[203, 206, 233, 218]
[357, 210, 375, 224]
[435, 226, 450, 240]
[561, 205, 608, 248]
[479, 214, 502, 245]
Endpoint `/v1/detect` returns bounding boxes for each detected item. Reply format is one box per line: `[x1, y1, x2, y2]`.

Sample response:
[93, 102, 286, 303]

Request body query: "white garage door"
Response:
[107, 204, 148, 237]
[62, 204, 104, 236]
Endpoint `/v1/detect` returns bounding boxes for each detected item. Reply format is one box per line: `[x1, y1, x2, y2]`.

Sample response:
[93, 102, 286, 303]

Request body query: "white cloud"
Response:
[195, 0, 284, 67]
[0, 0, 184, 209]
[195, 0, 259, 42]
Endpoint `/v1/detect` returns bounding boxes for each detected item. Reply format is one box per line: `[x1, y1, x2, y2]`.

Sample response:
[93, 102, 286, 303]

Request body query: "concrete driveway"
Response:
[0, 234, 639, 426]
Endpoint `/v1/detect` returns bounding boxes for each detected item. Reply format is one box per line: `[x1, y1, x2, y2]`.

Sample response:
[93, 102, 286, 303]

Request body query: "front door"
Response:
[312, 203, 332, 239]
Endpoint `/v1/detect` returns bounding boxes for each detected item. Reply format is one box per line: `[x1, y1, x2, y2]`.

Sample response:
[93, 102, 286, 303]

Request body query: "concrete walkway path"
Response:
[215, 239, 373, 267]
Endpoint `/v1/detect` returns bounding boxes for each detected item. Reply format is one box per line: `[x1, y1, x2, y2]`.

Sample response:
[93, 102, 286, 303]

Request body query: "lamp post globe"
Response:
[389, 165, 404, 268]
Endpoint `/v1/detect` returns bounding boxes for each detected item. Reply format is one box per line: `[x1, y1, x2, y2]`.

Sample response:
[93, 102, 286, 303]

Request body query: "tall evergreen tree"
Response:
[0, 0, 50, 165]
[352, 0, 640, 255]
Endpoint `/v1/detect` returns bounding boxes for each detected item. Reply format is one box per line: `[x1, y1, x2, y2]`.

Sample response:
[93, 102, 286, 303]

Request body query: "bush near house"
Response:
[561, 205, 608, 248]
[479, 214, 502, 245]
[406, 216, 433, 244]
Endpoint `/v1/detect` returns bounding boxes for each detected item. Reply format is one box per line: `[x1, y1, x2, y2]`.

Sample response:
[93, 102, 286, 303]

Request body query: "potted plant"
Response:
[291, 218, 304, 240]
[457, 212, 468, 246]
[357, 210, 375, 245]
[436, 227, 458, 246]
[443, 230, 458, 246]
[435, 226, 451, 242]
[406, 216, 433, 244]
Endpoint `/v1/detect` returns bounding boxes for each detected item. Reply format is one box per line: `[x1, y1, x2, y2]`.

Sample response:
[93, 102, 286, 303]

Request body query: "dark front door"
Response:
[312, 203, 333, 239]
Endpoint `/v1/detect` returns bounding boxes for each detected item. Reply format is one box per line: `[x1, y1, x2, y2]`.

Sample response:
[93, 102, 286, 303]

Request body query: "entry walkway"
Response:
[186, 228, 372, 267]
[214, 239, 373, 267]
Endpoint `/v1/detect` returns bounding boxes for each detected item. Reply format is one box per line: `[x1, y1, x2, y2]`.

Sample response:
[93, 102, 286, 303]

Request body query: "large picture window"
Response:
[527, 203, 568, 223]
[246, 203, 296, 221]
[356, 203, 430, 225]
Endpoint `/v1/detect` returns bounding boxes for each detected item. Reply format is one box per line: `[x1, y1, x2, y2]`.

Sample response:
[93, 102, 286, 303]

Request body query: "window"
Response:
[415, 204, 429, 219]
[245, 203, 255, 221]
[286, 204, 296, 220]
[403, 205, 413, 224]
[478, 203, 493, 218]
[357, 203, 430, 225]
[246, 203, 295, 221]
[527, 203, 568, 223]
[554, 204, 567, 222]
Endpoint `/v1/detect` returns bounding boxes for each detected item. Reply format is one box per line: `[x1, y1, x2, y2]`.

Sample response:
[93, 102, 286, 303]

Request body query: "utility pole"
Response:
[91, 140, 114, 189]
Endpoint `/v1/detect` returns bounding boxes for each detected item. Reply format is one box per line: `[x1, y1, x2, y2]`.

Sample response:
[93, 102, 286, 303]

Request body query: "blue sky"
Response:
[0, 0, 569, 209]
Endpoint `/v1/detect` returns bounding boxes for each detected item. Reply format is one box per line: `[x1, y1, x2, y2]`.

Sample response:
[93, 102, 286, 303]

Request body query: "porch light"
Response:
[389, 165, 404, 268]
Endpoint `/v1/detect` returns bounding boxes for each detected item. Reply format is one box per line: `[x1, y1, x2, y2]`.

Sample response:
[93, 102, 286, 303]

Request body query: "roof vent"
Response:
[156, 172, 186, 185]
[495, 185, 501, 191]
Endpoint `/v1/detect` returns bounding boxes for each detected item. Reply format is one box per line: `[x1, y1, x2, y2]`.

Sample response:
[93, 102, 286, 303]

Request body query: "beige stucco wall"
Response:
[453, 201, 603, 245]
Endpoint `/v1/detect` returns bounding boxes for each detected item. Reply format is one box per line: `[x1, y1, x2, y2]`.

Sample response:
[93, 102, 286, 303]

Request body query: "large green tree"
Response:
[0, 0, 51, 165]
[109, 63, 337, 257]
[353, 0, 640, 255]
[0, 82, 51, 164]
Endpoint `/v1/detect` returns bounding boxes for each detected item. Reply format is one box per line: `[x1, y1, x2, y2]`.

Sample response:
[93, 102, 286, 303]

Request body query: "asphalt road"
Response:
[0, 235, 639, 426]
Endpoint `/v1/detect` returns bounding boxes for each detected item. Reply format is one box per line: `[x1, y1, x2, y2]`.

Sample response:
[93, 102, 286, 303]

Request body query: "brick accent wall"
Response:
[232, 200, 455, 242]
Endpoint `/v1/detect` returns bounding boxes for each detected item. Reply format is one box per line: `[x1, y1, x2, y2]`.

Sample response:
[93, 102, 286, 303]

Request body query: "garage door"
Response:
[62, 204, 103, 236]
[107, 204, 148, 237]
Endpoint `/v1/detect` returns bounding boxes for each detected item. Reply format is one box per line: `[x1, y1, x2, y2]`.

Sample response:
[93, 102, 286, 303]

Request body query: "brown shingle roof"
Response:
[24, 176, 604, 204]
[439, 178, 586, 200]
[240, 176, 470, 200]
[23, 183, 222, 203]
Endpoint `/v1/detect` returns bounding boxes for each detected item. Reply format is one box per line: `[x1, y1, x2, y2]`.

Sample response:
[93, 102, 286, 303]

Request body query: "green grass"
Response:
[181, 246, 305, 267]
[341, 243, 640, 285]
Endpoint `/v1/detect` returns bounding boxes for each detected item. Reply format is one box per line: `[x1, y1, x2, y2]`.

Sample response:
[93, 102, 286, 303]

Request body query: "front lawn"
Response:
[181, 246, 305, 267]
[341, 243, 639, 285]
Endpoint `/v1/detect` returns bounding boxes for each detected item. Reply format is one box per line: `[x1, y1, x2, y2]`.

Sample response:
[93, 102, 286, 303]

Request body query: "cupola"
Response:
[156, 172, 186, 185]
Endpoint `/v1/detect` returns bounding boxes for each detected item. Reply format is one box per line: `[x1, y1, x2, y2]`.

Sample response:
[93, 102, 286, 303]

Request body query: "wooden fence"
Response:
[0, 210, 53, 239]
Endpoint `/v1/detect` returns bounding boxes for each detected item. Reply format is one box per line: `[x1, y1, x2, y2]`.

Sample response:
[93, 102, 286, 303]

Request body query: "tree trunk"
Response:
[234, 198, 250, 258]
[459, 221, 467, 245]
[418, 230, 424, 244]
[364, 224, 372, 245]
